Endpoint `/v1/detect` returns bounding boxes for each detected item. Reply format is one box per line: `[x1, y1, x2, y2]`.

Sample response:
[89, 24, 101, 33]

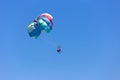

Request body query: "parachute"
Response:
[27, 13, 54, 38]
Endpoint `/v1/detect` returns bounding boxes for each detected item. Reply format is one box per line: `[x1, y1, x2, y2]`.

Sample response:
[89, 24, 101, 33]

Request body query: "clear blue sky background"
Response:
[0, 0, 120, 80]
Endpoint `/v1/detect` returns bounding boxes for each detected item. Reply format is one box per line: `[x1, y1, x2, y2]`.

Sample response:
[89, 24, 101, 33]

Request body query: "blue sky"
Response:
[0, 0, 120, 80]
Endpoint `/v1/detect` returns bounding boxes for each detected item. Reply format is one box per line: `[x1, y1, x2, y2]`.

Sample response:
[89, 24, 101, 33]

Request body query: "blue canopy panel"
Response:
[28, 22, 41, 39]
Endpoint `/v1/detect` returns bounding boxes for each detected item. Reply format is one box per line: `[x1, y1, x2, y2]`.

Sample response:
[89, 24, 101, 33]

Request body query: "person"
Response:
[57, 47, 61, 53]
